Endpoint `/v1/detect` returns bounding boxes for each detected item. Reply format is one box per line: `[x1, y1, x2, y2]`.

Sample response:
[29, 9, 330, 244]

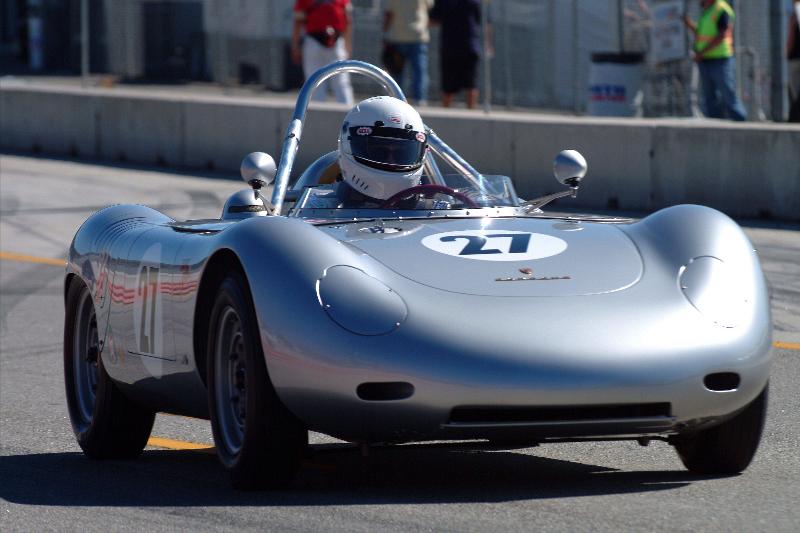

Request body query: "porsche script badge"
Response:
[495, 267, 571, 282]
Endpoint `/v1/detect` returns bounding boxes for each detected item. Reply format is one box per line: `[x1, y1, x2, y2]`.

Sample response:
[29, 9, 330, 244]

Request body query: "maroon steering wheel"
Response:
[381, 184, 479, 209]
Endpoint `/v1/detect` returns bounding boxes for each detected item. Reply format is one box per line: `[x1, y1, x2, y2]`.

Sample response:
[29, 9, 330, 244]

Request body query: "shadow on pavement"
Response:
[0, 442, 716, 507]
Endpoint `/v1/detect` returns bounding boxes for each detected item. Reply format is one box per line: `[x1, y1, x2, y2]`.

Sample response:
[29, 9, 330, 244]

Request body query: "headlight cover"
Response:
[316, 265, 407, 335]
[679, 256, 748, 328]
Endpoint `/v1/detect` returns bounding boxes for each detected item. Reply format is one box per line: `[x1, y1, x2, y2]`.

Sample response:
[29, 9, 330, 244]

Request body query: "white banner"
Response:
[650, 1, 686, 64]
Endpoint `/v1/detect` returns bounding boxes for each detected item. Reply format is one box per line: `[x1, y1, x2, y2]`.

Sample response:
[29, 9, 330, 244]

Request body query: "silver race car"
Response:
[64, 61, 772, 489]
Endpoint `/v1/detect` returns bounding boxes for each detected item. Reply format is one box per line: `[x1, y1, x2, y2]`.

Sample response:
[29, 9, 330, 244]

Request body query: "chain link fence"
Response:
[619, 0, 774, 119]
[250, 0, 781, 118]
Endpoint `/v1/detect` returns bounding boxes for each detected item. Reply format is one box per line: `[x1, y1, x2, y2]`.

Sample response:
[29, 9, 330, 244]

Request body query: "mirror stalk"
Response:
[523, 188, 578, 213]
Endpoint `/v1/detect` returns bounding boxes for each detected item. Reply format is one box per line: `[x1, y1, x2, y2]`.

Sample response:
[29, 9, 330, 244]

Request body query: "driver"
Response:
[334, 95, 430, 208]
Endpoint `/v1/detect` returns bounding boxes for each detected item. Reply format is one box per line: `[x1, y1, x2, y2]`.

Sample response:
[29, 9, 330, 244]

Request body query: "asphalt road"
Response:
[1, 154, 799, 532]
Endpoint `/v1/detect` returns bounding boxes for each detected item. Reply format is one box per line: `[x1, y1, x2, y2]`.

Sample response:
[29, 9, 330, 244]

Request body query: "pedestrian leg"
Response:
[466, 88, 479, 110]
[698, 60, 723, 119]
[787, 60, 800, 122]
[409, 43, 428, 105]
[303, 38, 329, 102]
[719, 57, 747, 121]
[330, 38, 354, 105]
[393, 43, 409, 96]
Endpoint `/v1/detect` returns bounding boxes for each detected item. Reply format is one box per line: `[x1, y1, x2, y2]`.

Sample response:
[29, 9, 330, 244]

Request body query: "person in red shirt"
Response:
[292, 0, 354, 104]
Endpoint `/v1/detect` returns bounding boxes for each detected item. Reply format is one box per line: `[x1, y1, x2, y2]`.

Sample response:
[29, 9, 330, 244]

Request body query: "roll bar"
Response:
[270, 60, 484, 214]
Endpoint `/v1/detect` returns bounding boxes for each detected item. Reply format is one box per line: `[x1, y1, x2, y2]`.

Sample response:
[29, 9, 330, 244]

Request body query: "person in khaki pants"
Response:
[383, 0, 433, 106]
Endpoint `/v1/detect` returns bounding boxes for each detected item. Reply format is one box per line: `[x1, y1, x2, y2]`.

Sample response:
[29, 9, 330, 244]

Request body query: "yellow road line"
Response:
[147, 436, 215, 453]
[0, 251, 65, 267]
[774, 341, 800, 351]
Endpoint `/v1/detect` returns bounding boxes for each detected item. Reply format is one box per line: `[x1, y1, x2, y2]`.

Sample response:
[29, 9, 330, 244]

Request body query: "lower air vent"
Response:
[703, 372, 740, 392]
[449, 403, 672, 424]
[357, 382, 415, 401]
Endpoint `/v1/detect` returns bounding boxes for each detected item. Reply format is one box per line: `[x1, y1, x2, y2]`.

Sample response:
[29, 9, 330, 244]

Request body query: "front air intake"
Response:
[357, 382, 415, 401]
[703, 372, 741, 392]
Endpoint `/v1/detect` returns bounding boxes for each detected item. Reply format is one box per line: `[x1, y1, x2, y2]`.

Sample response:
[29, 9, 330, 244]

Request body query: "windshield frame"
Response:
[290, 206, 525, 222]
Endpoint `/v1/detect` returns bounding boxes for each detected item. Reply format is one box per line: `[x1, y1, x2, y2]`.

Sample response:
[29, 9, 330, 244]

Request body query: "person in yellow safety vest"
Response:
[683, 0, 747, 121]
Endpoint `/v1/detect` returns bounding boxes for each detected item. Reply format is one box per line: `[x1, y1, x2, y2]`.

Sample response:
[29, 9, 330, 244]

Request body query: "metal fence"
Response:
[317, 0, 783, 118]
[619, 0, 775, 119]
[29, 0, 787, 119]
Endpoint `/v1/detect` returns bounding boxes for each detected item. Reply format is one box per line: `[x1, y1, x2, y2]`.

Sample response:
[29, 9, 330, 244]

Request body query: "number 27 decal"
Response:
[439, 233, 531, 255]
[421, 230, 567, 261]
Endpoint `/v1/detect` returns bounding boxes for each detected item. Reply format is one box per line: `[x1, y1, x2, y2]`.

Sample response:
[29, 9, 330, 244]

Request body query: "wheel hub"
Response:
[215, 306, 247, 455]
[73, 290, 100, 425]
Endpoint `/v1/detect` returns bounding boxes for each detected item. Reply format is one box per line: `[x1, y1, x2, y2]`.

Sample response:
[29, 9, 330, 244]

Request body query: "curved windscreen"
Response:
[294, 173, 520, 212]
[440, 174, 520, 207]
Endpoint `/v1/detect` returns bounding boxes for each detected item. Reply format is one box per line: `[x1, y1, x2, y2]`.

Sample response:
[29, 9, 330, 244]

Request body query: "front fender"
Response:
[622, 203, 771, 344]
[213, 216, 381, 402]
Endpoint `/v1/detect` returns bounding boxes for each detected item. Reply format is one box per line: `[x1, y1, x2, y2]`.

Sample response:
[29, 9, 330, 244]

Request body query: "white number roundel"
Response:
[421, 230, 567, 261]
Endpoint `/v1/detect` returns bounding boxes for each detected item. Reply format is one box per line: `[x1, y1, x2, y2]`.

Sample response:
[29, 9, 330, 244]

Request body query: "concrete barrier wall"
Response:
[2, 83, 799, 220]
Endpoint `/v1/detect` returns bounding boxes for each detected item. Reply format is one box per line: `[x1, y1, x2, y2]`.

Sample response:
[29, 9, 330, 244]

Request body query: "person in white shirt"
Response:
[291, 0, 354, 104]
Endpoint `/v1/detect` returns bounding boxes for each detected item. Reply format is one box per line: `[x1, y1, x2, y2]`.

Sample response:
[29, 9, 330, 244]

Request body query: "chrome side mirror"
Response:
[553, 149, 588, 189]
[241, 152, 277, 190]
[522, 150, 589, 212]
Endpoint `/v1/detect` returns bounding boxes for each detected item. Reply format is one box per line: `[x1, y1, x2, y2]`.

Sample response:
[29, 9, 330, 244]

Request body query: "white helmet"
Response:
[338, 96, 428, 201]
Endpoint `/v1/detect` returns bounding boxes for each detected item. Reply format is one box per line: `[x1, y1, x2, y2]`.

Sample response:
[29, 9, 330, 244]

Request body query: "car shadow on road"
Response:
[0, 442, 724, 507]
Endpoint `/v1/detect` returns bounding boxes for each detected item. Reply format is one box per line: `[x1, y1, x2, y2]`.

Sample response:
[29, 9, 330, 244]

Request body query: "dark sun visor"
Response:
[348, 126, 427, 172]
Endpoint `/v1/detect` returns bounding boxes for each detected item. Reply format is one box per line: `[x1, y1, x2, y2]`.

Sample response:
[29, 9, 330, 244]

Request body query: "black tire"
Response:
[207, 271, 308, 490]
[64, 277, 155, 459]
[674, 384, 768, 475]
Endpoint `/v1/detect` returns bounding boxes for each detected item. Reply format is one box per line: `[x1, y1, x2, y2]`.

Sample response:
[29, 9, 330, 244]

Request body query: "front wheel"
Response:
[64, 277, 155, 458]
[673, 384, 768, 475]
[207, 272, 307, 490]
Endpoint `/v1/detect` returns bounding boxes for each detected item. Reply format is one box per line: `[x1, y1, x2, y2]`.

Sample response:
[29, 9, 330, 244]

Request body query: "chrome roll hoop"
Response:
[270, 60, 482, 214]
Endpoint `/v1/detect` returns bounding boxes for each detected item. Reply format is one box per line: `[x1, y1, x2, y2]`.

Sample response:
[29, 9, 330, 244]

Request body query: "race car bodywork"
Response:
[64, 61, 771, 489]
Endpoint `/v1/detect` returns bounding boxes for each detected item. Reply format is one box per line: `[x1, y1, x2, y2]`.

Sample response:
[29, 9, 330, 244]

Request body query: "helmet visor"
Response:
[348, 126, 427, 172]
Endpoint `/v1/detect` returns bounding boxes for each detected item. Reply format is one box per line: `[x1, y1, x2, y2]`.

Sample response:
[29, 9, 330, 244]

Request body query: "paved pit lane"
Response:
[1, 154, 799, 532]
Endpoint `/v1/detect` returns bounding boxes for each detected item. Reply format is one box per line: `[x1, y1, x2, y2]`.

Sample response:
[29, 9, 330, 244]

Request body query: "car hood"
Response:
[320, 217, 643, 297]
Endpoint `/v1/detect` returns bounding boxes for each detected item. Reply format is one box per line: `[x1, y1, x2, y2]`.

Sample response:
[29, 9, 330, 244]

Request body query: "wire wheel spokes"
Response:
[73, 289, 100, 426]
[215, 306, 247, 456]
